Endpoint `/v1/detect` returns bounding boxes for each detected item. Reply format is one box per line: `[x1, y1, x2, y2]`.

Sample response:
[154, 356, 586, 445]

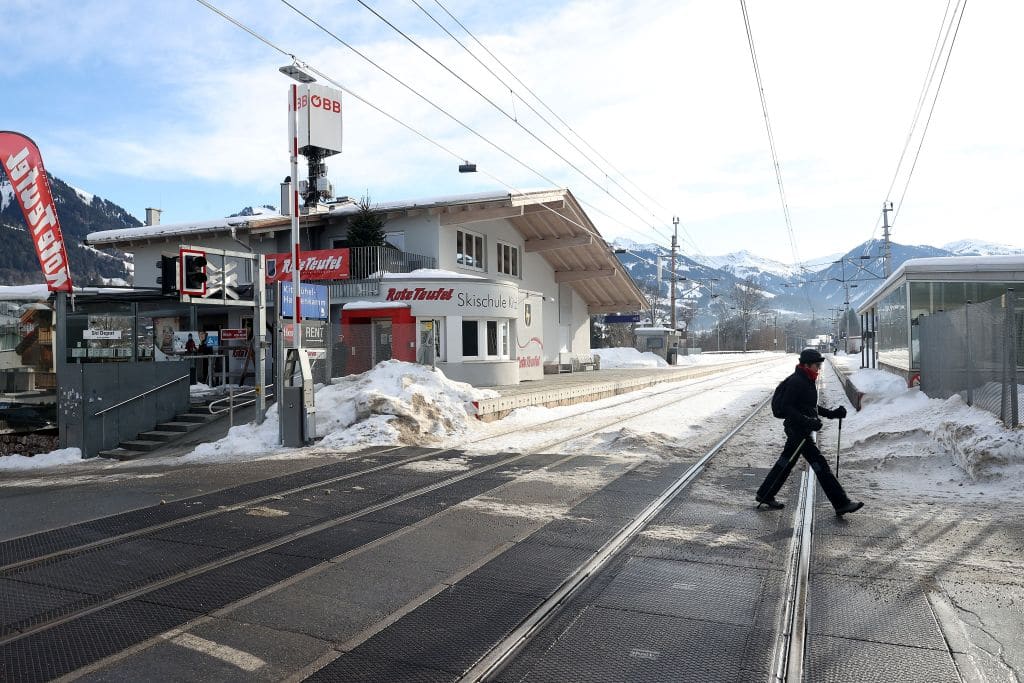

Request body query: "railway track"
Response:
[0, 358, 788, 681]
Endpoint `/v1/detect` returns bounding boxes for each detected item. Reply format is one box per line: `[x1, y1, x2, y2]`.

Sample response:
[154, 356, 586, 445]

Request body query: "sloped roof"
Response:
[86, 189, 647, 313]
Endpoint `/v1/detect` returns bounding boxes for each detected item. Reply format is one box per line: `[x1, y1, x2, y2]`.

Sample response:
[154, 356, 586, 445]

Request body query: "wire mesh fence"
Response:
[919, 289, 1021, 427]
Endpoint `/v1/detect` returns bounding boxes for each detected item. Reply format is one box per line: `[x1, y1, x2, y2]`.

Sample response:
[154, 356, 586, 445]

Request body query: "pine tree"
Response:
[346, 195, 386, 247]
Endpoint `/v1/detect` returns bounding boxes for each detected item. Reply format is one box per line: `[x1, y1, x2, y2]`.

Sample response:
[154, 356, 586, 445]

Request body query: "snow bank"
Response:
[0, 448, 82, 471]
[185, 361, 497, 461]
[595, 348, 668, 368]
[840, 369, 1024, 482]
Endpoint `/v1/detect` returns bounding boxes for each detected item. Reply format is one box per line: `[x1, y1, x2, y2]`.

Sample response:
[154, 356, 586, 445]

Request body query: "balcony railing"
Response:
[331, 246, 436, 300]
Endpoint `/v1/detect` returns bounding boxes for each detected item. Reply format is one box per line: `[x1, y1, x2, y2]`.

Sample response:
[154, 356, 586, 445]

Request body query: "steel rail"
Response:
[2, 360, 779, 575]
[0, 363, 780, 647]
[461, 394, 773, 682]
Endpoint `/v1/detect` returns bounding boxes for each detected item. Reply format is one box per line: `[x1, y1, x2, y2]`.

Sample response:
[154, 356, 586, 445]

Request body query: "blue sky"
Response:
[2, 0, 1022, 264]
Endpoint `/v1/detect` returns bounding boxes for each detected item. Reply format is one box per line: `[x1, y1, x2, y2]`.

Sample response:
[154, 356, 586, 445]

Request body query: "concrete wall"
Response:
[437, 360, 518, 387]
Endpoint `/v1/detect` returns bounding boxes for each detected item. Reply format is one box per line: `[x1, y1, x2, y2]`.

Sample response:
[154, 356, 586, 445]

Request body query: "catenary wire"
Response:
[860, 0, 964, 257]
[409, 0, 672, 237]
[891, 0, 967, 224]
[739, 0, 815, 318]
[345, 0, 674, 242]
[430, 0, 674, 217]
[193, 0, 667, 249]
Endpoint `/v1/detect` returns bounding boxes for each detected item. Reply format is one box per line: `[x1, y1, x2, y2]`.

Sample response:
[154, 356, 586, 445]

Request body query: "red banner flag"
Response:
[0, 132, 74, 292]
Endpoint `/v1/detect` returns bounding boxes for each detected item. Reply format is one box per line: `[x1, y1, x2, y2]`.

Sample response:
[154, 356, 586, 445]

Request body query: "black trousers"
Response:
[756, 429, 851, 509]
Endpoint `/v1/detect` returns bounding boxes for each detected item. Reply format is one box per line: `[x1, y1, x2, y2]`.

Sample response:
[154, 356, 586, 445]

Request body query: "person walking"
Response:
[755, 348, 863, 516]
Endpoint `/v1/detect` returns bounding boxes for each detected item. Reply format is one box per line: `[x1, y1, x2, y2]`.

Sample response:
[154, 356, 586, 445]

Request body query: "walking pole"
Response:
[836, 418, 843, 478]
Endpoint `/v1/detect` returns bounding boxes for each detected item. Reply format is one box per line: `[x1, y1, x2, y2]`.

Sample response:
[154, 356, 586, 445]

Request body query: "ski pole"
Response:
[836, 418, 843, 478]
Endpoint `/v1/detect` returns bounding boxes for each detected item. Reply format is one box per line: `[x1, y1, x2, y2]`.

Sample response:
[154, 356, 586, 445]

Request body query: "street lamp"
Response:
[670, 216, 679, 331]
[281, 61, 316, 351]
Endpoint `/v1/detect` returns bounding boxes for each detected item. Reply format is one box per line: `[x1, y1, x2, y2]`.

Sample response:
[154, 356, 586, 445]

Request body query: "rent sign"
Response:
[0, 132, 73, 292]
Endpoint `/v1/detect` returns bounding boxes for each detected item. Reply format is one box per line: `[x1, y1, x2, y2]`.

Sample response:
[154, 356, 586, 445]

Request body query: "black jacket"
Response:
[777, 367, 829, 436]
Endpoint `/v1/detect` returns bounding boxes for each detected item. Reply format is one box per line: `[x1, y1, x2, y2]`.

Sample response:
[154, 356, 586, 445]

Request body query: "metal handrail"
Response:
[93, 375, 190, 416]
[207, 384, 275, 414]
[208, 384, 275, 427]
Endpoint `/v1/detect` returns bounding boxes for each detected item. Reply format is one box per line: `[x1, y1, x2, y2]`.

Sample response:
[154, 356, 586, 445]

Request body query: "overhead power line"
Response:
[861, 0, 967, 257]
[343, 0, 673, 243]
[739, 0, 815, 317]
[427, 0, 673, 217]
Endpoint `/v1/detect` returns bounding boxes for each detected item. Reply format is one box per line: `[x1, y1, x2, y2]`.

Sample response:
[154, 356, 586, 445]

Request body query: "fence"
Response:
[919, 289, 1021, 427]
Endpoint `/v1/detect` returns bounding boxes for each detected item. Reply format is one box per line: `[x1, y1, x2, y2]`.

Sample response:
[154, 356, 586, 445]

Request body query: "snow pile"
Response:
[0, 447, 82, 470]
[841, 369, 1024, 483]
[186, 361, 497, 461]
[595, 347, 668, 368]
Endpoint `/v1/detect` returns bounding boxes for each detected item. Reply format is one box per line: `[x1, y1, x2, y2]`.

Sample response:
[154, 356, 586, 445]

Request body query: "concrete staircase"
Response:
[97, 400, 221, 460]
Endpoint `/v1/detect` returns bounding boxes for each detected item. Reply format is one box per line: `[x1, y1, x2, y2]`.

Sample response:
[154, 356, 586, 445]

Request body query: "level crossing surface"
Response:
[0, 359, 1017, 681]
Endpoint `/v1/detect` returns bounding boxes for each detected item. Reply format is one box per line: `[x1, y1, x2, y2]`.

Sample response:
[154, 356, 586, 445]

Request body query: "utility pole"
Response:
[882, 201, 893, 278]
[670, 216, 679, 330]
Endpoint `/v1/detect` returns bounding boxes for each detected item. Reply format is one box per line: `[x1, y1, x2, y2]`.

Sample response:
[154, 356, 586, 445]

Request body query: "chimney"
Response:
[145, 207, 162, 226]
[280, 177, 292, 216]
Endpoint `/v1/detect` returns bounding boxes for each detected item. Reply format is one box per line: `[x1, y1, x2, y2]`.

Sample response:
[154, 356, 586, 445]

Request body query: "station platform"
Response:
[474, 355, 775, 421]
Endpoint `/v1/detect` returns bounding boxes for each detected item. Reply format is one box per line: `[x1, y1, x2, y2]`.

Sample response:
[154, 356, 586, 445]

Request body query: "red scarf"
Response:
[798, 364, 818, 382]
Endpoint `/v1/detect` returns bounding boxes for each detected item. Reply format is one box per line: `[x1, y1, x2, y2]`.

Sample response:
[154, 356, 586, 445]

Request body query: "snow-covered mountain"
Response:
[698, 250, 800, 279]
[941, 239, 1024, 256]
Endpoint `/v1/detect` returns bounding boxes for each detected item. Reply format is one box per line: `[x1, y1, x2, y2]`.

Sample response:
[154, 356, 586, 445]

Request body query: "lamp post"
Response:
[670, 216, 678, 330]
[280, 63, 316, 351]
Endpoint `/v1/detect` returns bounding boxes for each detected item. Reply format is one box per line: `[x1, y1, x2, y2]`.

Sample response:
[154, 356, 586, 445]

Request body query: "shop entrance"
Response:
[372, 319, 393, 364]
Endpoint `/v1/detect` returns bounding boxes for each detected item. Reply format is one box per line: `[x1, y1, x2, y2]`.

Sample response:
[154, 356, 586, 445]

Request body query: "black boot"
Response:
[835, 501, 863, 516]
[756, 496, 785, 510]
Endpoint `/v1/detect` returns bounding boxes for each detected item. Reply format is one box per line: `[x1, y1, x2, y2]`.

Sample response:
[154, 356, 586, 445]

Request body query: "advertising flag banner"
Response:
[0, 132, 74, 292]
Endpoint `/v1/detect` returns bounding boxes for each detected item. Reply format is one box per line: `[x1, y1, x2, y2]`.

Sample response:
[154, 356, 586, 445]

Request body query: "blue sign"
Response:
[605, 313, 641, 323]
[280, 282, 329, 320]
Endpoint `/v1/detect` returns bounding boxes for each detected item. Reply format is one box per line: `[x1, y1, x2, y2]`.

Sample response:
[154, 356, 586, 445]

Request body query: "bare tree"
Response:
[728, 276, 767, 352]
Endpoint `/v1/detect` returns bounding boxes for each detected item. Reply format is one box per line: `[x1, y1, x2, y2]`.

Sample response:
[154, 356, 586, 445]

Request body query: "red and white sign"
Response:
[295, 84, 343, 156]
[266, 248, 349, 283]
[220, 328, 249, 341]
[0, 132, 73, 292]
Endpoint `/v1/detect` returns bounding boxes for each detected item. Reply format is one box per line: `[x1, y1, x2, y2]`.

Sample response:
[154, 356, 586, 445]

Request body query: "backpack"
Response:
[771, 380, 787, 419]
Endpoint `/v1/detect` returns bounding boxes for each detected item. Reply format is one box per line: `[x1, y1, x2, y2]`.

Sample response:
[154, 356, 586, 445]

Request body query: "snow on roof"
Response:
[327, 189, 557, 217]
[381, 269, 483, 280]
[858, 254, 1024, 312]
[84, 189, 560, 245]
[343, 301, 410, 310]
[0, 284, 51, 301]
[86, 213, 286, 245]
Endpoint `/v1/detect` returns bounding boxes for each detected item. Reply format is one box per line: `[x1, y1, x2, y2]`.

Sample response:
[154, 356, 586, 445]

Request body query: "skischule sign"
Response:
[382, 280, 519, 317]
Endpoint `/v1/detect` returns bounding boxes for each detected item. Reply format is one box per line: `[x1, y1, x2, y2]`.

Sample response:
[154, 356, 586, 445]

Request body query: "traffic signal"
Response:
[180, 249, 207, 295]
[157, 255, 179, 295]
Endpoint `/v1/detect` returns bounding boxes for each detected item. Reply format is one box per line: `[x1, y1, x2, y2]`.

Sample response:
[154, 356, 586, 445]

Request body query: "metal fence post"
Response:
[965, 301, 972, 406]
[1007, 289, 1019, 428]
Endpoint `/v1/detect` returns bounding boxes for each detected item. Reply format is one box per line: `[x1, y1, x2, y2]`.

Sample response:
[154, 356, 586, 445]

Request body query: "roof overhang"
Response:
[856, 255, 1024, 314]
[83, 189, 647, 313]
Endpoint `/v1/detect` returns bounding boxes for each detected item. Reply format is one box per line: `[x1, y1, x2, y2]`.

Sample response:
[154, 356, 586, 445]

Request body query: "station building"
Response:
[86, 189, 646, 387]
[855, 255, 1024, 381]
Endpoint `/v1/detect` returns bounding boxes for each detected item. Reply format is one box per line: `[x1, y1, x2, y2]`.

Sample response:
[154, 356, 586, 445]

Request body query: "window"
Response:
[462, 318, 510, 360]
[457, 229, 485, 270]
[486, 320, 498, 356]
[462, 320, 479, 357]
[496, 242, 520, 278]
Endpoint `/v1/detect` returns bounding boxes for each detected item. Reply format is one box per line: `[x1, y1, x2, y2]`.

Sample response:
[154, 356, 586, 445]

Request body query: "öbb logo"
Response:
[298, 93, 341, 114]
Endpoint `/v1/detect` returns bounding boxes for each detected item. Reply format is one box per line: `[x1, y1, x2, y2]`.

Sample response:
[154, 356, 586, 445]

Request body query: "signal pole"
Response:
[882, 201, 893, 278]
[670, 216, 679, 330]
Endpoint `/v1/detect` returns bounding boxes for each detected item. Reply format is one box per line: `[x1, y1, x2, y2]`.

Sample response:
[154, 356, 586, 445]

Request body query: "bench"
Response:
[574, 353, 600, 372]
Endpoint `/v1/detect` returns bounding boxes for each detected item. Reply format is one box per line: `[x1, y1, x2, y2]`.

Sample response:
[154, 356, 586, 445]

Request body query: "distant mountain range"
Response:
[0, 171, 137, 286]
[3, 171, 1021, 321]
[610, 236, 1024, 326]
